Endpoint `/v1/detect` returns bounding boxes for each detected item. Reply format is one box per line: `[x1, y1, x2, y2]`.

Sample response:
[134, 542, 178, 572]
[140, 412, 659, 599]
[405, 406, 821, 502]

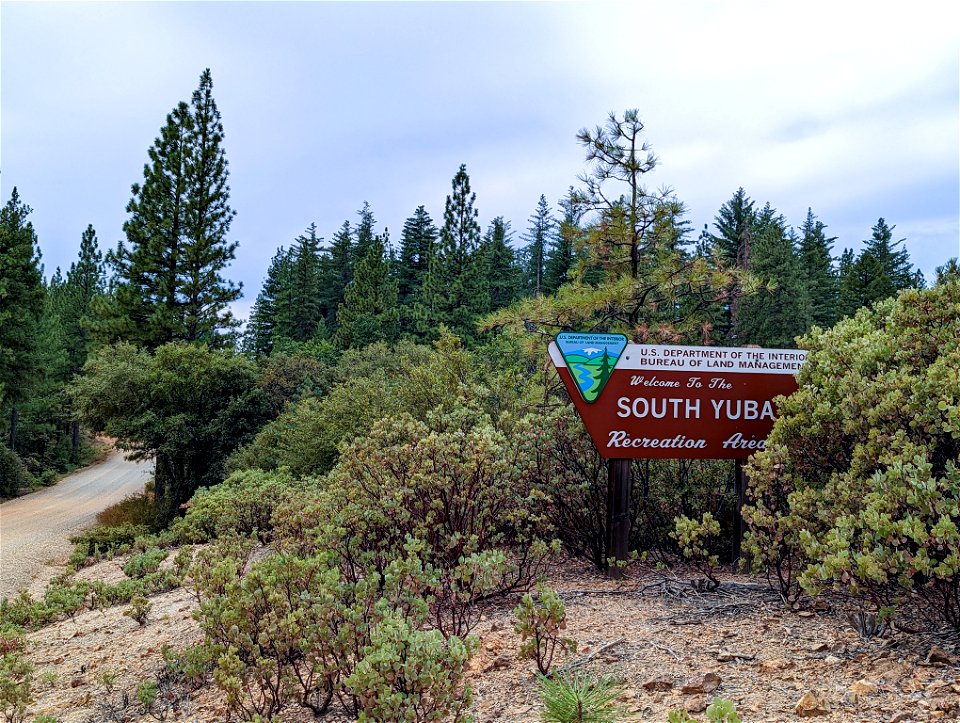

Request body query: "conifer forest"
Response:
[1, 66, 959, 723]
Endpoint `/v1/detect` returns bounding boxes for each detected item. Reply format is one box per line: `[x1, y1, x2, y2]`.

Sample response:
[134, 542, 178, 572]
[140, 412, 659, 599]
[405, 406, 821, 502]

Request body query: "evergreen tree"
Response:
[396, 205, 437, 305]
[836, 218, 923, 317]
[353, 201, 377, 263]
[736, 204, 808, 347]
[543, 190, 580, 294]
[92, 68, 240, 349]
[334, 235, 400, 349]
[180, 69, 241, 344]
[481, 217, 523, 311]
[0, 188, 44, 449]
[521, 194, 555, 295]
[417, 164, 486, 340]
[244, 247, 293, 355]
[836, 248, 861, 318]
[858, 218, 923, 303]
[320, 221, 354, 329]
[711, 187, 756, 265]
[288, 223, 325, 342]
[797, 209, 838, 329]
[57, 225, 106, 376]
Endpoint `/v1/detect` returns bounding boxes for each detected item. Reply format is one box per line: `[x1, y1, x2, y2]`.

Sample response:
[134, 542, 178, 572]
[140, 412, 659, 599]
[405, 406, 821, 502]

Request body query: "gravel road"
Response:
[0, 451, 153, 599]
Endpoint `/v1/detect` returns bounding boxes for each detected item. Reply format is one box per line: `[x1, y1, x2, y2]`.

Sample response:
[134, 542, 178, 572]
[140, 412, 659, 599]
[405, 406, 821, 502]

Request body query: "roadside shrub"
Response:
[0, 625, 33, 723]
[513, 584, 576, 675]
[69, 524, 148, 567]
[0, 448, 30, 499]
[95, 493, 159, 529]
[745, 282, 960, 628]
[171, 468, 311, 544]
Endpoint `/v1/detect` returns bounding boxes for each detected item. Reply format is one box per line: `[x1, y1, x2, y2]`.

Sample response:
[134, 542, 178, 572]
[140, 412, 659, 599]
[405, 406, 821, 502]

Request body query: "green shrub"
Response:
[171, 468, 312, 544]
[95, 493, 159, 529]
[0, 625, 33, 723]
[69, 524, 148, 567]
[190, 538, 464, 720]
[669, 699, 741, 722]
[345, 613, 477, 723]
[123, 595, 151, 626]
[672, 513, 723, 590]
[122, 548, 167, 579]
[0, 448, 30, 499]
[538, 670, 634, 723]
[513, 584, 576, 675]
[745, 282, 960, 627]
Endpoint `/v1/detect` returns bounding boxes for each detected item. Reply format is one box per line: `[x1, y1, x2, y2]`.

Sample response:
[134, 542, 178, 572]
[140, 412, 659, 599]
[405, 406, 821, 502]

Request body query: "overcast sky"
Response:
[2, 1, 958, 321]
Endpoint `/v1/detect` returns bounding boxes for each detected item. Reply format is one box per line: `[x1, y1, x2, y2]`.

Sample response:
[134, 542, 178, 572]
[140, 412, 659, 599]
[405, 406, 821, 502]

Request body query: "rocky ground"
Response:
[17, 554, 960, 722]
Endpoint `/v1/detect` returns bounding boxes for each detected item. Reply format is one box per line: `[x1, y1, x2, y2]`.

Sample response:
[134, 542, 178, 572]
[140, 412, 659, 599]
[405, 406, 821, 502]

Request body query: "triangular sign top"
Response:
[555, 332, 628, 403]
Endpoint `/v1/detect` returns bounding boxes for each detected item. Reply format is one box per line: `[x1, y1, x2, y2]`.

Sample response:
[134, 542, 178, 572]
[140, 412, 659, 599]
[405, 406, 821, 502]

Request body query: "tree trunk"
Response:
[8, 406, 18, 451]
[70, 420, 80, 464]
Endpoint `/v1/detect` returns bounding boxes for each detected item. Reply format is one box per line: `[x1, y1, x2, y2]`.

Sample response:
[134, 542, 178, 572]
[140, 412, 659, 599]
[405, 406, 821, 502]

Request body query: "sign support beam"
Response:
[606, 458, 632, 578]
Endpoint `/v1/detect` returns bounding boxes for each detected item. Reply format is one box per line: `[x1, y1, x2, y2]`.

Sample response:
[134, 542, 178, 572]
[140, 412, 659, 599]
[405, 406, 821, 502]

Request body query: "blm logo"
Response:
[555, 332, 628, 403]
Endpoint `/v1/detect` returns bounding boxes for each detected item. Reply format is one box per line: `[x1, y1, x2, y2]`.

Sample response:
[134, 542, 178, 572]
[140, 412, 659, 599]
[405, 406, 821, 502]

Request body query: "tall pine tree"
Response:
[797, 209, 838, 329]
[0, 189, 45, 450]
[543, 190, 580, 294]
[92, 68, 240, 349]
[417, 164, 486, 341]
[334, 235, 400, 349]
[521, 194, 555, 295]
[481, 217, 523, 311]
[396, 205, 437, 305]
[320, 221, 354, 329]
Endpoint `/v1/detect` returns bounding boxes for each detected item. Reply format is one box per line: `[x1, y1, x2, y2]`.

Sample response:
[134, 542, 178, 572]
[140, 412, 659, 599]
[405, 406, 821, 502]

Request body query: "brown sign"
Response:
[549, 335, 806, 459]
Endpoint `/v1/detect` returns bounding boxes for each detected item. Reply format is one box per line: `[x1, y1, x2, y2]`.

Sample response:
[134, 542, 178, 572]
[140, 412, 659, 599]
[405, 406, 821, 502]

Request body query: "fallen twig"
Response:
[554, 637, 626, 675]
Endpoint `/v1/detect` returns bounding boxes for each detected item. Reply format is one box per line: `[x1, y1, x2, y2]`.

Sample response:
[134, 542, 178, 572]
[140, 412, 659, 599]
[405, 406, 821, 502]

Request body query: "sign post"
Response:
[549, 333, 806, 572]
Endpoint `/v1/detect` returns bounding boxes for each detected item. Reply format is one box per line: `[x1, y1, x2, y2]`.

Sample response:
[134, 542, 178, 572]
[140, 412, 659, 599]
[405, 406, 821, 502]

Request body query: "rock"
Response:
[761, 657, 795, 673]
[681, 672, 722, 694]
[927, 646, 959, 666]
[642, 677, 674, 692]
[795, 691, 829, 717]
[824, 655, 842, 665]
[798, 610, 815, 618]
[686, 695, 708, 713]
[851, 679, 877, 697]
[888, 713, 912, 723]
[811, 642, 829, 652]
[70, 677, 85, 688]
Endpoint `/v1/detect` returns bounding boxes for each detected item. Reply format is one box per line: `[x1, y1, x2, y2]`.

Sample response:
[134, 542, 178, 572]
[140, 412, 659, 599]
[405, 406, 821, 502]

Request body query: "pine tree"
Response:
[56, 225, 106, 376]
[244, 247, 293, 355]
[353, 201, 377, 263]
[0, 189, 45, 449]
[417, 164, 486, 340]
[711, 187, 756, 265]
[798, 209, 838, 329]
[736, 204, 808, 347]
[92, 68, 240, 349]
[522, 194, 555, 295]
[543, 190, 580, 294]
[334, 235, 400, 349]
[836, 248, 861, 318]
[836, 218, 923, 317]
[288, 223, 325, 341]
[396, 206, 437, 305]
[180, 68, 241, 344]
[320, 221, 354, 329]
[481, 217, 523, 311]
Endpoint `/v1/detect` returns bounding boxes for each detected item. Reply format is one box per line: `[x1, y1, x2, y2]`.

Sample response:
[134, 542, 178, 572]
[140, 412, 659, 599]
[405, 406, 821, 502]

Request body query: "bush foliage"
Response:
[745, 282, 960, 627]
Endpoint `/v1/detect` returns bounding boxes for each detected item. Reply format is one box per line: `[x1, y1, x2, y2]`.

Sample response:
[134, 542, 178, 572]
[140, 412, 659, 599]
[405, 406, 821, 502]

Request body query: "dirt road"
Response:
[0, 451, 153, 599]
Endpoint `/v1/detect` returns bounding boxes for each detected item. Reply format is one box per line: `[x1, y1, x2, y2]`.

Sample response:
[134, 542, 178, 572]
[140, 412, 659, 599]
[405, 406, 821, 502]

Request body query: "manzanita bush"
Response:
[744, 281, 960, 627]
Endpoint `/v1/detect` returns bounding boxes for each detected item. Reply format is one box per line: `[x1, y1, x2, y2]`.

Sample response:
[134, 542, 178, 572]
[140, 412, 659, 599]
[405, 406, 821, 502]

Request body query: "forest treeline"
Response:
[0, 71, 940, 497]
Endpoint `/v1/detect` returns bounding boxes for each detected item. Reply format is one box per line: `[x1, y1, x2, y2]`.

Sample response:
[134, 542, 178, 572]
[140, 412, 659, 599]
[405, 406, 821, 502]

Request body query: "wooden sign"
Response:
[550, 333, 806, 459]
